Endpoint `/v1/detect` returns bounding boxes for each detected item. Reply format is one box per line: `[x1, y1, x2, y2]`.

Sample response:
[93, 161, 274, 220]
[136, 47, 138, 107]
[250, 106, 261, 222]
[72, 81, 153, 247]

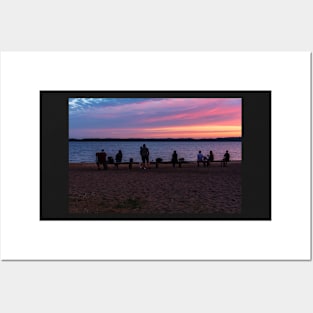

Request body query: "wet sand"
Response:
[69, 161, 241, 217]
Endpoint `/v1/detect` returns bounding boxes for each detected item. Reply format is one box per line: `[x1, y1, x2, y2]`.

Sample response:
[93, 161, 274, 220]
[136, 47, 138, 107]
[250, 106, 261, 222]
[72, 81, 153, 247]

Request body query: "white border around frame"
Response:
[0, 52, 311, 260]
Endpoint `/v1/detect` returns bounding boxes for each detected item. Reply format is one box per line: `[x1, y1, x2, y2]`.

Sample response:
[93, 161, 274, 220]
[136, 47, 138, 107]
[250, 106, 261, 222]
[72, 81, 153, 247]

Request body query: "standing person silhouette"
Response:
[141, 144, 150, 169]
[208, 150, 214, 162]
[139, 146, 144, 168]
[171, 150, 178, 167]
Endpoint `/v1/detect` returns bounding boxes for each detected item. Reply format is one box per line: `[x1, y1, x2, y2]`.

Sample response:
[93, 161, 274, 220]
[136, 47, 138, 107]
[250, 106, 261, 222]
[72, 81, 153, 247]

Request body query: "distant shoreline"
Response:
[69, 137, 242, 142]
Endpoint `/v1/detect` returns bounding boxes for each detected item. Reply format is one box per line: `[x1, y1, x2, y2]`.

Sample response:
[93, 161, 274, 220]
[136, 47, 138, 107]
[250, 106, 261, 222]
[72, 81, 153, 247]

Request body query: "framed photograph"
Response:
[40, 91, 270, 220]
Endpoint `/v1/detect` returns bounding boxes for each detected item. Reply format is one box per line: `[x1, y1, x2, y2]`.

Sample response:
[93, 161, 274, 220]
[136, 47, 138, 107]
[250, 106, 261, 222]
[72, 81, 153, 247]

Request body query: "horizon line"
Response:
[69, 137, 242, 141]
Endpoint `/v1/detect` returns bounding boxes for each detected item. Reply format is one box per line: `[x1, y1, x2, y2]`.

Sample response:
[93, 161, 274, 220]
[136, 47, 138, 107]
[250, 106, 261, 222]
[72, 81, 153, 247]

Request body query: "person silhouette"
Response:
[96, 149, 107, 170]
[141, 144, 150, 169]
[222, 150, 230, 167]
[197, 150, 204, 167]
[114, 150, 123, 168]
[171, 150, 178, 167]
[208, 150, 214, 162]
[115, 150, 123, 163]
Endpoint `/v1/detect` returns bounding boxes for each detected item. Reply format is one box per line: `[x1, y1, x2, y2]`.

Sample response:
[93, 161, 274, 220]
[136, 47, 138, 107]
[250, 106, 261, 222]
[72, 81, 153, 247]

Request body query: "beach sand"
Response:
[69, 161, 241, 218]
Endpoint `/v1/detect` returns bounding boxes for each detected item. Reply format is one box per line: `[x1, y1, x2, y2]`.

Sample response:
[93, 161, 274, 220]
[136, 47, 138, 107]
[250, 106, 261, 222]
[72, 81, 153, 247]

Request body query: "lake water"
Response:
[69, 141, 241, 163]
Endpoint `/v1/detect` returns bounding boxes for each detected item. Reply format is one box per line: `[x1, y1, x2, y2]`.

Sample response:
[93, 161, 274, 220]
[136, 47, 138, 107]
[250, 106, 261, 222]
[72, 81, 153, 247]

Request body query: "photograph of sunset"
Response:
[68, 97, 242, 219]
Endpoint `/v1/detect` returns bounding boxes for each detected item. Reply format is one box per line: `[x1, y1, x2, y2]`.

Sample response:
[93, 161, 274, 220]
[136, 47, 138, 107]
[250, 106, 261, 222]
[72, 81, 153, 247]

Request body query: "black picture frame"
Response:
[40, 91, 271, 220]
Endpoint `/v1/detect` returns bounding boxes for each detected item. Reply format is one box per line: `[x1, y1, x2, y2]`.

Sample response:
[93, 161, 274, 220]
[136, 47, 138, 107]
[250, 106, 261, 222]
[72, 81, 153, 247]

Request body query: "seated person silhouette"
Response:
[96, 149, 107, 170]
[115, 150, 123, 168]
[222, 150, 230, 167]
[197, 150, 205, 167]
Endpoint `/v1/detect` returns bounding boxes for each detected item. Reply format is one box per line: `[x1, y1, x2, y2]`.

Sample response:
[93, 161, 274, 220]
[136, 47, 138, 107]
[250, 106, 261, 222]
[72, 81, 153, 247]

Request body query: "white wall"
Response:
[0, 1, 312, 313]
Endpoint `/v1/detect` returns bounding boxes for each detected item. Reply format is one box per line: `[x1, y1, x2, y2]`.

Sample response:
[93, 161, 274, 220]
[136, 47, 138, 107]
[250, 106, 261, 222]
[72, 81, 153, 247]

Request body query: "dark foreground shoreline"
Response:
[69, 162, 241, 218]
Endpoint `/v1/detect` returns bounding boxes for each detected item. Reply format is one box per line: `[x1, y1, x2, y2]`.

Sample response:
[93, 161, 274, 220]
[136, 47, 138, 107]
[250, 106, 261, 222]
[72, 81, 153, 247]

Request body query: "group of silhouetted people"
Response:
[197, 150, 230, 167]
[96, 149, 123, 170]
[96, 145, 151, 170]
[197, 150, 214, 167]
[96, 145, 230, 170]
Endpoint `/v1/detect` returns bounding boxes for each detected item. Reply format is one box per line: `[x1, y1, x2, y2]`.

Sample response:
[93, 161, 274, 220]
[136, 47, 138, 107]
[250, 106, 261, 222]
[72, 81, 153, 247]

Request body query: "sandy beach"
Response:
[69, 161, 241, 218]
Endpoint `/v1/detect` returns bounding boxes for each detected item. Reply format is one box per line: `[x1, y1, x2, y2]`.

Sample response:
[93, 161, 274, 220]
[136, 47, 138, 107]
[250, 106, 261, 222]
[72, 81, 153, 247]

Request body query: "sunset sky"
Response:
[69, 98, 242, 139]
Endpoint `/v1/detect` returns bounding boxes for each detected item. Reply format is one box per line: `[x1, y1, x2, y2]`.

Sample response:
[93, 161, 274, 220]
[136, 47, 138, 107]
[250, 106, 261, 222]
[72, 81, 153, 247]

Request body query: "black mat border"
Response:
[40, 91, 271, 220]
